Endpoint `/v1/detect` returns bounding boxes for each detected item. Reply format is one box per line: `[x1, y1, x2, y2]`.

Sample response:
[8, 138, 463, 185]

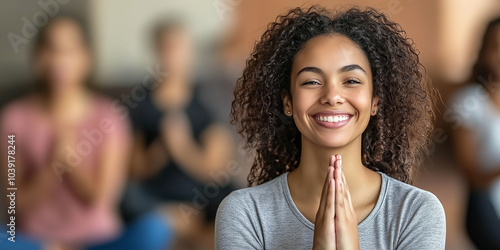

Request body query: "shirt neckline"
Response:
[280, 171, 388, 230]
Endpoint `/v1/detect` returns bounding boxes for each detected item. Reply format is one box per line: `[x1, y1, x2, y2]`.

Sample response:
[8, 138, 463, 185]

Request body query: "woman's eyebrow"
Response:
[339, 64, 367, 74]
[296, 64, 367, 76]
[297, 66, 322, 76]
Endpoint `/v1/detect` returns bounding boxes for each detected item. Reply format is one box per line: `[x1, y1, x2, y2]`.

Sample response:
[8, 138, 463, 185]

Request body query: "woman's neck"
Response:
[44, 85, 88, 110]
[287, 135, 381, 223]
[289, 134, 377, 204]
[298, 135, 365, 187]
[36, 84, 92, 127]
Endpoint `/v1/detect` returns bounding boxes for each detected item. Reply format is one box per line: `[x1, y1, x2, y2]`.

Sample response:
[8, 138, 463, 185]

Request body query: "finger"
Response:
[339, 160, 353, 205]
[338, 157, 356, 212]
[316, 166, 334, 221]
[336, 155, 347, 198]
[339, 156, 348, 192]
[329, 154, 335, 167]
[316, 155, 335, 222]
[324, 155, 335, 196]
[335, 160, 344, 216]
[324, 176, 335, 226]
[320, 156, 335, 208]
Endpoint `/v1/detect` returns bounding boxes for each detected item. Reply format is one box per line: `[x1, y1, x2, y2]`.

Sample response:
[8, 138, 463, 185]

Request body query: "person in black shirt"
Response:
[121, 19, 235, 249]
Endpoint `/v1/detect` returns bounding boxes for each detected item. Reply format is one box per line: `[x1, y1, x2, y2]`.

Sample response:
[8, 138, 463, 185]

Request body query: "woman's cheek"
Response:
[290, 93, 314, 131]
[292, 91, 312, 114]
[347, 92, 372, 122]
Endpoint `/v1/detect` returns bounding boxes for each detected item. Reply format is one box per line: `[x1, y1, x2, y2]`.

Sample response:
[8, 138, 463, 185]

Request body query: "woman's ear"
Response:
[282, 91, 292, 116]
[371, 96, 380, 116]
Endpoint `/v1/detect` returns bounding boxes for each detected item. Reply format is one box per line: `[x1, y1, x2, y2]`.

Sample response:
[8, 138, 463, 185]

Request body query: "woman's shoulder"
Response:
[446, 83, 493, 130]
[448, 83, 487, 113]
[380, 173, 445, 228]
[0, 94, 39, 124]
[1, 94, 38, 112]
[223, 174, 285, 202]
[217, 174, 287, 215]
[383, 173, 443, 210]
[377, 174, 446, 248]
[90, 92, 119, 110]
[89, 93, 128, 120]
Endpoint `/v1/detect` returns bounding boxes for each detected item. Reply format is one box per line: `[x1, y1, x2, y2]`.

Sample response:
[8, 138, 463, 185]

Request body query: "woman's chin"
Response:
[313, 136, 351, 149]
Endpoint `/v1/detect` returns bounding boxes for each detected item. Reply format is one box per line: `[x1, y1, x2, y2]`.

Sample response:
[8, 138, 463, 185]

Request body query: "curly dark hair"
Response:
[231, 6, 436, 186]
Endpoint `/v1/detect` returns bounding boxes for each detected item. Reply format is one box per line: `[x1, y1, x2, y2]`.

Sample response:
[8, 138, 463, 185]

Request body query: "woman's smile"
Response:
[310, 110, 354, 129]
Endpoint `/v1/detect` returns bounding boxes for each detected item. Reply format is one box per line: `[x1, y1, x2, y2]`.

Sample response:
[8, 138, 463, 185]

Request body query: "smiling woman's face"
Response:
[284, 34, 379, 148]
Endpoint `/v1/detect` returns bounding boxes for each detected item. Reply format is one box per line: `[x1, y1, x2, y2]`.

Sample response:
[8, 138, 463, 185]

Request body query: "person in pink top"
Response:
[0, 16, 132, 249]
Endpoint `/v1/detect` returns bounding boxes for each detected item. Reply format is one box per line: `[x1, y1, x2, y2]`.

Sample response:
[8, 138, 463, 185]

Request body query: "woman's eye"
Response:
[345, 79, 361, 84]
[302, 81, 320, 85]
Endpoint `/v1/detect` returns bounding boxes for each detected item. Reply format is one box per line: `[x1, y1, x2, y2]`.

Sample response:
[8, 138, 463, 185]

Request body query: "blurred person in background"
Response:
[198, 30, 252, 187]
[450, 17, 500, 250]
[0, 16, 133, 249]
[120, 19, 235, 249]
[198, 29, 246, 126]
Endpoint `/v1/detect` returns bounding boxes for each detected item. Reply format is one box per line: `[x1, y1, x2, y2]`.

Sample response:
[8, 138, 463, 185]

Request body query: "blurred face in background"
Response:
[483, 24, 500, 82]
[157, 27, 193, 75]
[35, 18, 91, 93]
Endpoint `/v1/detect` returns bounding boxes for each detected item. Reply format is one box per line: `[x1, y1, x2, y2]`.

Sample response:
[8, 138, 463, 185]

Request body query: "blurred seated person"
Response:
[0, 16, 132, 250]
[120, 19, 236, 249]
[450, 16, 500, 250]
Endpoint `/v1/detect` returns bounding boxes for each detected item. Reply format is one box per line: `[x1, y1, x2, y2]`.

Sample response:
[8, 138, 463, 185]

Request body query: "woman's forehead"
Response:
[291, 34, 371, 76]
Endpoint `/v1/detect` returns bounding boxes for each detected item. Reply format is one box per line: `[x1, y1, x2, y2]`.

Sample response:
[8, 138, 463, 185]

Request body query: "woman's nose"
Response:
[320, 83, 345, 105]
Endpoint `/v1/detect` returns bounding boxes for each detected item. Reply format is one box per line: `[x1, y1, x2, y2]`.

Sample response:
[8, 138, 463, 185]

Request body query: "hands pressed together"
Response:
[313, 155, 360, 250]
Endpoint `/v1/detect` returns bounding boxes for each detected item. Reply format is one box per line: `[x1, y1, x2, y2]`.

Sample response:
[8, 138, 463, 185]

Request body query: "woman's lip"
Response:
[312, 111, 353, 116]
[311, 115, 353, 129]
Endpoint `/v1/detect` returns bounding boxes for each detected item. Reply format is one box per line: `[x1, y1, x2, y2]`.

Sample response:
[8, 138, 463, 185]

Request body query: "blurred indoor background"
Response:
[1, 0, 500, 249]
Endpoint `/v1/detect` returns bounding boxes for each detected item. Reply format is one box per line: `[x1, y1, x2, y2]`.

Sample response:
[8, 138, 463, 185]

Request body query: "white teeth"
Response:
[315, 115, 350, 123]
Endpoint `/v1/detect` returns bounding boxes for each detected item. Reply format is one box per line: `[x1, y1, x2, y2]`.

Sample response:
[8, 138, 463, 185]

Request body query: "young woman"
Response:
[0, 17, 132, 249]
[451, 17, 500, 250]
[215, 6, 446, 250]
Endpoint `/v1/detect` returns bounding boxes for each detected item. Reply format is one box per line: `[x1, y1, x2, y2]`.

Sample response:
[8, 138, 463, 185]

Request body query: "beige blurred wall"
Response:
[0, 0, 89, 88]
[3, 0, 499, 89]
[226, 0, 500, 85]
[89, 0, 225, 86]
[226, 0, 438, 76]
[437, 0, 500, 84]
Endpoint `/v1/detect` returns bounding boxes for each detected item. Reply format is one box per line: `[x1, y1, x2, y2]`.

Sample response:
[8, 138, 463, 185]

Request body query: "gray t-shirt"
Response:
[215, 171, 446, 249]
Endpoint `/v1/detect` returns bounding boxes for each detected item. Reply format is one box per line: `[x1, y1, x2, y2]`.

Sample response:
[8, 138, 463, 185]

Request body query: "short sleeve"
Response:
[215, 190, 263, 250]
[98, 97, 133, 146]
[396, 191, 446, 250]
[447, 84, 487, 130]
[0, 100, 26, 139]
[0, 100, 29, 165]
[110, 107, 132, 145]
